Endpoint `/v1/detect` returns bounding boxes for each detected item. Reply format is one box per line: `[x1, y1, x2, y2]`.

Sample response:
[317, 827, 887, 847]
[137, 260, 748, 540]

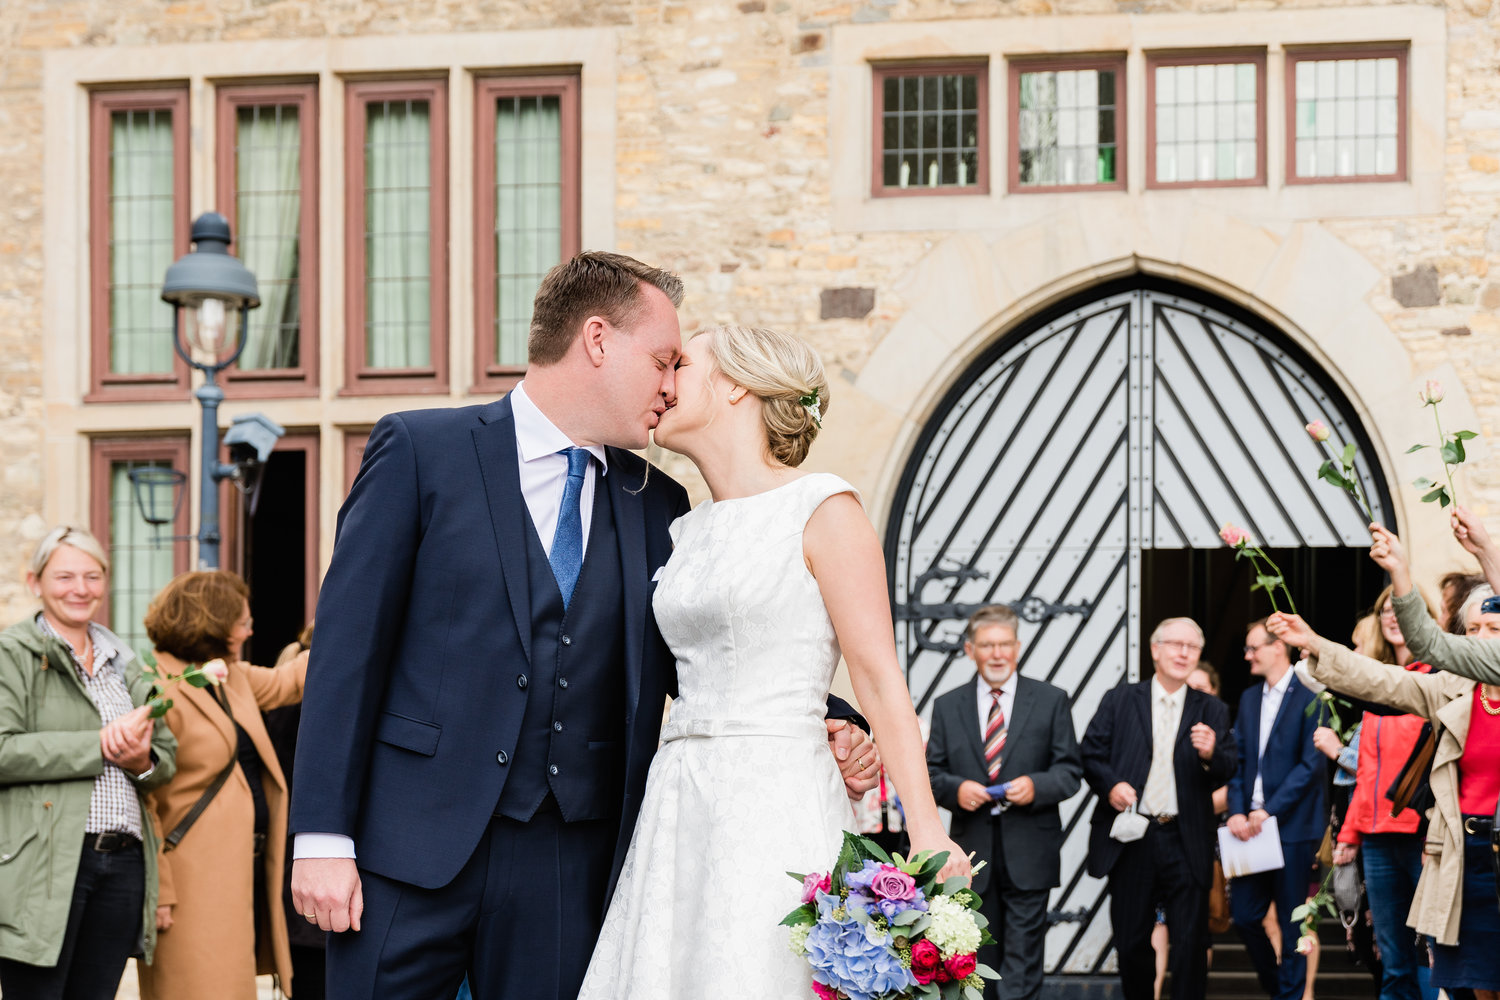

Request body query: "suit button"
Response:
[558, 677, 569, 689]
[561, 635, 572, 646]
[549, 764, 559, 776]
[496, 751, 509, 765]
[517, 674, 528, 689]
[553, 721, 563, 732]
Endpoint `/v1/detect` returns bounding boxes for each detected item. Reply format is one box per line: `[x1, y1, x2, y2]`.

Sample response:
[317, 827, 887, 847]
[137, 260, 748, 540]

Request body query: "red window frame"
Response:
[343, 79, 450, 395]
[472, 74, 581, 393]
[1145, 50, 1267, 190]
[88, 88, 191, 402]
[89, 436, 192, 631]
[870, 61, 990, 199]
[1008, 55, 1128, 194]
[1284, 45, 1408, 186]
[216, 83, 321, 398]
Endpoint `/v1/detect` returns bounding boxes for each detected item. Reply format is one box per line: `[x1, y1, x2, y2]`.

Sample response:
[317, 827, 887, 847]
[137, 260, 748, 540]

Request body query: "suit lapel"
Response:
[1132, 680, 1152, 750]
[473, 396, 533, 666]
[963, 677, 989, 773]
[608, 448, 648, 727]
[999, 677, 1035, 778]
[180, 679, 237, 761]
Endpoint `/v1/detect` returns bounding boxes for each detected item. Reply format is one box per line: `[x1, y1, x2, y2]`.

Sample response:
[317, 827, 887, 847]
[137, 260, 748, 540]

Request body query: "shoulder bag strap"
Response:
[165, 689, 237, 853]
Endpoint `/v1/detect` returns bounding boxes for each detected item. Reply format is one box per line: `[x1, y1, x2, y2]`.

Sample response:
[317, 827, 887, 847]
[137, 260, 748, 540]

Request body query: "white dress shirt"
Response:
[1140, 676, 1186, 817]
[1250, 667, 1294, 811]
[294, 383, 608, 861]
[974, 670, 1018, 742]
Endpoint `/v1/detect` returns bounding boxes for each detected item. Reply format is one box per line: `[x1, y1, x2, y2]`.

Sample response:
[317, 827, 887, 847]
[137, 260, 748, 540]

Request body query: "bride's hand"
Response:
[910, 834, 972, 887]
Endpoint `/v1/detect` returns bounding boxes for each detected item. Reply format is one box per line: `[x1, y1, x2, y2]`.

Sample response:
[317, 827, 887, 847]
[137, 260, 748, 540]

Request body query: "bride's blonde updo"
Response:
[701, 324, 830, 468]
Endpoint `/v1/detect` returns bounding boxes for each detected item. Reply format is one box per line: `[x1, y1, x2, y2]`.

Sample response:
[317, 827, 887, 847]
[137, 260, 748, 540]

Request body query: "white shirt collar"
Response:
[510, 382, 609, 474]
[1150, 675, 1187, 709]
[977, 670, 1018, 698]
[1263, 665, 1293, 697]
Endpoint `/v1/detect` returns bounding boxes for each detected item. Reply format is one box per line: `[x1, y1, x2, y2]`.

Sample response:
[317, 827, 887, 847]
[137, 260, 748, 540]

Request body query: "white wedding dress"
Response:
[578, 473, 859, 999]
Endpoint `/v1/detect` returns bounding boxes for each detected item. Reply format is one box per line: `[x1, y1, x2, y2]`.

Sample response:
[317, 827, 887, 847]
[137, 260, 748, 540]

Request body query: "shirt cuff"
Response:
[293, 833, 357, 860]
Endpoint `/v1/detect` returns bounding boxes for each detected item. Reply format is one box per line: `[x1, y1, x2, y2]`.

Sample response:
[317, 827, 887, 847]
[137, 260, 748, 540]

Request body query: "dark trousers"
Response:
[326, 809, 616, 1000]
[1107, 822, 1209, 1000]
[980, 820, 1049, 1000]
[1230, 837, 1319, 1000]
[1362, 834, 1435, 1000]
[0, 836, 144, 1000]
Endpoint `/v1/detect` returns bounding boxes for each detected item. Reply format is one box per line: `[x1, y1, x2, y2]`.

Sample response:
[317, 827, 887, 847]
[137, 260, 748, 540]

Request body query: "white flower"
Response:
[923, 895, 982, 958]
[1295, 933, 1317, 955]
[202, 658, 229, 685]
[787, 922, 811, 956]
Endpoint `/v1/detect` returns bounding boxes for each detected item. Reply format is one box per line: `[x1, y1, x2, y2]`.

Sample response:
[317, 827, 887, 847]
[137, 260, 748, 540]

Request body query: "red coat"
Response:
[1337, 664, 1431, 845]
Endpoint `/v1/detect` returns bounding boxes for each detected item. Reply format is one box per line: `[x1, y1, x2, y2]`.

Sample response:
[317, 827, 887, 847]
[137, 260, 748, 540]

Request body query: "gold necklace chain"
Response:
[1479, 686, 1500, 716]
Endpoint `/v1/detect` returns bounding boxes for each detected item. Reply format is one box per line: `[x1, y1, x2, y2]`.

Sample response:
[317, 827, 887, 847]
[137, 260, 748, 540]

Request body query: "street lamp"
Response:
[156, 212, 272, 569]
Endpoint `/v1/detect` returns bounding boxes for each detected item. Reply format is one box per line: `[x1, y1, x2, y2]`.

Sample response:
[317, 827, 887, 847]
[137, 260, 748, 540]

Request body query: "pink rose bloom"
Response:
[1305, 420, 1330, 442]
[1218, 523, 1248, 547]
[945, 953, 977, 980]
[801, 872, 831, 904]
[869, 866, 917, 901]
[1420, 379, 1444, 405]
[909, 939, 942, 985]
[812, 982, 838, 1000]
[1295, 934, 1317, 955]
[202, 658, 229, 685]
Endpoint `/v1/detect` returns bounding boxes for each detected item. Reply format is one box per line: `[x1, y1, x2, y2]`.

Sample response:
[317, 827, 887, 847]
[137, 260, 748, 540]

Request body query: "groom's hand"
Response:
[292, 858, 364, 933]
[827, 720, 881, 799]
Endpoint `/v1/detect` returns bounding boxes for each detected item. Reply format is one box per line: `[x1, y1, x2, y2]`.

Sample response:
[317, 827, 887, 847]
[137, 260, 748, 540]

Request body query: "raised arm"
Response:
[805, 492, 970, 884]
[1452, 506, 1500, 593]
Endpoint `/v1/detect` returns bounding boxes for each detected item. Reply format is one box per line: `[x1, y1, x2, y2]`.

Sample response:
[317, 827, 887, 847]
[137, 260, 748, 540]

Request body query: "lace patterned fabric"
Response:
[579, 473, 860, 999]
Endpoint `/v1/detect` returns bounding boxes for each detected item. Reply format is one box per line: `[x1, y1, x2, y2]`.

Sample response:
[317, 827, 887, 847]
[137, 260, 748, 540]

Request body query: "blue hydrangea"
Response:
[804, 907, 915, 1000]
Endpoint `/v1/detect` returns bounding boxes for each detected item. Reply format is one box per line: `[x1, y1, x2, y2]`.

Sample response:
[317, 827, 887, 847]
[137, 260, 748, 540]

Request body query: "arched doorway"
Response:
[886, 275, 1392, 975]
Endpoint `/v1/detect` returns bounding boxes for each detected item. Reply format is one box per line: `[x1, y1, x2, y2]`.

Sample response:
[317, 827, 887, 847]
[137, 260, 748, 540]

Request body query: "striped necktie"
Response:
[984, 690, 1006, 782]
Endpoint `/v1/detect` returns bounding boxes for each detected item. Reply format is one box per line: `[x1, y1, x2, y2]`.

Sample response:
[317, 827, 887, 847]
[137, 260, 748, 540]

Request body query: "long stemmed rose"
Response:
[1306, 421, 1377, 525]
[1408, 380, 1478, 508]
[138, 648, 228, 718]
[1219, 524, 1297, 613]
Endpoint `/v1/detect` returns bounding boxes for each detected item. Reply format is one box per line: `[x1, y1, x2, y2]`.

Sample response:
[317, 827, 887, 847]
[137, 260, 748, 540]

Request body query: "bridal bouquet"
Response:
[782, 832, 996, 1000]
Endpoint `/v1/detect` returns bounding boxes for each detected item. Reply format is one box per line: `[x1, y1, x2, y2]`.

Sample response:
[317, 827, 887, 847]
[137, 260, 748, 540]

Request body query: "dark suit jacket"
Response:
[1081, 678, 1237, 886]
[1226, 672, 1326, 844]
[926, 674, 1082, 894]
[289, 397, 690, 893]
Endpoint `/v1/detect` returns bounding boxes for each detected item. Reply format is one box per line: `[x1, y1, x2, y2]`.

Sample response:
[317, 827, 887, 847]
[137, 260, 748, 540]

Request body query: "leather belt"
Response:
[85, 831, 141, 853]
[1142, 813, 1177, 826]
[1462, 815, 1494, 836]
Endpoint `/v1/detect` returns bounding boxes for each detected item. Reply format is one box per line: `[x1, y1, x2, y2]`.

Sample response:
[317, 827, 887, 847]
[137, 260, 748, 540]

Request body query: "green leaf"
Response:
[138, 648, 158, 668]
[890, 908, 924, 926]
[1290, 903, 1312, 921]
[1340, 442, 1357, 466]
[1412, 477, 1435, 489]
[1441, 439, 1464, 466]
[861, 838, 893, 864]
[1317, 463, 1349, 490]
[976, 963, 1000, 979]
[185, 669, 213, 689]
[148, 696, 173, 719]
[939, 981, 961, 1000]
[1455, 429, 1479, 441]
[779, 906, 816, 927]
[1406, 443, 1429, 453]
[1421, 487, 1447, 504]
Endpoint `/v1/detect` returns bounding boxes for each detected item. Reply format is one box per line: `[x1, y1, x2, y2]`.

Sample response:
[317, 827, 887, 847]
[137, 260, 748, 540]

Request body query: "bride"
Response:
[579, 325, 970, 998]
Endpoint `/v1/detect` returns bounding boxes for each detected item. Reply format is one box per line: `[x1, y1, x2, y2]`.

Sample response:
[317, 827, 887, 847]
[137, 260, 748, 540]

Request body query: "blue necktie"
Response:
[549, 447, 590, 607]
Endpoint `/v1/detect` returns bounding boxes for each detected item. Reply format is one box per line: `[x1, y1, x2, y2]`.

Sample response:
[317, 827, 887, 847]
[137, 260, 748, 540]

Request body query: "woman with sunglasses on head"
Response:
[1267, 573, 1500, 1000]
[0, 526, 177, 999]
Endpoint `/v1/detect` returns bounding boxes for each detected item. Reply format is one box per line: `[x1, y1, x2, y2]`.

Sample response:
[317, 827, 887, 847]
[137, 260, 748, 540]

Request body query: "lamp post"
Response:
[160, 212, 261, 569]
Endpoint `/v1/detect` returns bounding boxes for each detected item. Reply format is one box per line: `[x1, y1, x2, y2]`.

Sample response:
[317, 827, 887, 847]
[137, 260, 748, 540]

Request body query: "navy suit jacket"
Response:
[289, 397, 689, 892]
[1080, 678, 1237, 887]
[1226, 672, 1326, 844]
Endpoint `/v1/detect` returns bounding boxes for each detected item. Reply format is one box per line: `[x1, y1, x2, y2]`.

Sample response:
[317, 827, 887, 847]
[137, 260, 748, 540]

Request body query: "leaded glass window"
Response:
[108, 108, 178, 375]
[1153, 60, 1260, 185]
[1291, 54, 1402, 180]
[364, 98, 433, 370]
[1016, 64, 1122, 189]
[877, 68, 983, 193]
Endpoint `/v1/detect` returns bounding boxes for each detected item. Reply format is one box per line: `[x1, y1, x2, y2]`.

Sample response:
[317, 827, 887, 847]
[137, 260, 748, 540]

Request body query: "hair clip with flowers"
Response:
[799, 388, 822, 428]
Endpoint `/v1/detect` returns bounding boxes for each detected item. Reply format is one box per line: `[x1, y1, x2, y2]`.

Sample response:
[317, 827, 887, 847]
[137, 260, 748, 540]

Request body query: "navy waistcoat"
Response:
[496, 477, 628, 822]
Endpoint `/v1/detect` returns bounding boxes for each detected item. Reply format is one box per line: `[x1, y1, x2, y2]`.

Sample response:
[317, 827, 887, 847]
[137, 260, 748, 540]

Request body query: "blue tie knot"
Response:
[563, 447, 590, 480]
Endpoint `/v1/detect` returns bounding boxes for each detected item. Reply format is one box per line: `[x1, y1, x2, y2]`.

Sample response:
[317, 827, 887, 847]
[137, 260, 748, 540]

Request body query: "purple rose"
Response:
[869, 866, 917, 902]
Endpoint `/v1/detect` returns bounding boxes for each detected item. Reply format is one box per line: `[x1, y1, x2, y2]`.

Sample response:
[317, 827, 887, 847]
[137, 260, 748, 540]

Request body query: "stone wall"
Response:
[4, 0, 1499, 621]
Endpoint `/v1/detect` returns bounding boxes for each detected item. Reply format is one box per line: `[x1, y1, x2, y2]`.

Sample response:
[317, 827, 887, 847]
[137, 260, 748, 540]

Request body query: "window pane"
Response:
[108, 108, 177, 375]
[109, 459, 176, 654]
[494, 94, 564, 367]
[1017, 67, 1119, 187]
[236, 104, 302, 370]
[1150, 61, 1258, 183]
[1290, 56, 1401, 177]
[364, 99, 432, 369]
[878, 71, 981, 190]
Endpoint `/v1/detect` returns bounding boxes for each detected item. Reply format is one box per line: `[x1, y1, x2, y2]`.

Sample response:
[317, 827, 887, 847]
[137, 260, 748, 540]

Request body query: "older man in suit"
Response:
[1081, 617, 1238, 1000]
[927, 605, 1082, 1000]
[1226, 618, 1326, 1000]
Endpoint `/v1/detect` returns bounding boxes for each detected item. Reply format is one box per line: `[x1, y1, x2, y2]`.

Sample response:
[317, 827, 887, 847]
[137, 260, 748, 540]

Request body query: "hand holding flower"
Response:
[1266, 612, 1318, 651]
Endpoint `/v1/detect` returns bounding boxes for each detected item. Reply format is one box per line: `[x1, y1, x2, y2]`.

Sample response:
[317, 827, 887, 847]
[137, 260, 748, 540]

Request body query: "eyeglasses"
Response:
[1154, 640, 1203, 654]
[1377, 605, 1397, 619]
[1243, 639, 1279, 655]
[971, 640, 1019, 652]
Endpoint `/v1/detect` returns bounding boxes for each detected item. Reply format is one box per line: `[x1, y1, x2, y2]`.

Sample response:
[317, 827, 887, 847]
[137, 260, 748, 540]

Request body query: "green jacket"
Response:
[1393, 588, 1500, 685]
[0, 619, 177, 967]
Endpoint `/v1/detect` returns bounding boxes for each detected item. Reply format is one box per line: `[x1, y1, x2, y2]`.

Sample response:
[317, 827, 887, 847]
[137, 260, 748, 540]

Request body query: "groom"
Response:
[289, 252, 877, 1000]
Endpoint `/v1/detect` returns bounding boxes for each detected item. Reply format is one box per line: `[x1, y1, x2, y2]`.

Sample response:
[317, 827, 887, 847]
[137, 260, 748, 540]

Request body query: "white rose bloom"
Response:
[787, 922, 811, 956]
[923, 895, 981, 958]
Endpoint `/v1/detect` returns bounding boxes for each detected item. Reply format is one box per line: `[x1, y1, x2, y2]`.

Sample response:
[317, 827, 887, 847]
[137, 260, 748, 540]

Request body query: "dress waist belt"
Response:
[659, 717, 827, 743]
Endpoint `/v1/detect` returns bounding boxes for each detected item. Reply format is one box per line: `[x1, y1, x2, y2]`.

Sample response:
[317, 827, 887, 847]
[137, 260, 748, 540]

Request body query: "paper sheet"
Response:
[1218, 815, 1286, 878]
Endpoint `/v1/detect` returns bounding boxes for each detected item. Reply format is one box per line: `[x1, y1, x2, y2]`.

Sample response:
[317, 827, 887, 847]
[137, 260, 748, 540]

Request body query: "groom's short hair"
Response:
[529, 251, 684, 365]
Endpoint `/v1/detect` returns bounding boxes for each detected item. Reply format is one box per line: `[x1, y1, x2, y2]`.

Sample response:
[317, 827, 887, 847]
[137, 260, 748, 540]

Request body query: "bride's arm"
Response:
[805, 493, 971, 885]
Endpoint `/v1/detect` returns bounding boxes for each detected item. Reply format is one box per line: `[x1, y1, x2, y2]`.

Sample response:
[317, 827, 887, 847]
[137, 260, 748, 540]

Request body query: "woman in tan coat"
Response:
[1269, 596, 1500, 1000]
[135, 571, 309, 1000]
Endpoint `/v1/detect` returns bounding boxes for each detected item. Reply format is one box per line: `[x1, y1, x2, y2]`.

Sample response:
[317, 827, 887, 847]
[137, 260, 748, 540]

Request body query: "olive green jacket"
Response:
[1393, 588, 1500, 685]
[0, 619, 177, 967]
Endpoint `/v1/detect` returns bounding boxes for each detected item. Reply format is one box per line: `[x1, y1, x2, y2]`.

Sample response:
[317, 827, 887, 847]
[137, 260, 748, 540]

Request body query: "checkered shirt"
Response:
[36, 614, 144, 838]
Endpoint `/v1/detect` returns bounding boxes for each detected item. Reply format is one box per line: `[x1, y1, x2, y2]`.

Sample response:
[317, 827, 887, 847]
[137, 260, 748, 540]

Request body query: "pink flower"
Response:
[800, 872, 831, 904]
[202, 658, 229, 685]
[811, 982, 837, 1000]
[869, 866, 917, 902]
[1219, 523, 1249, 548]
[945, 953, 978, 980]
[1420, 380, 1444, 405]
[910, 940, 942, 985]
[1305, 420, 1330, 442]
[1295, 933, 1317, 955]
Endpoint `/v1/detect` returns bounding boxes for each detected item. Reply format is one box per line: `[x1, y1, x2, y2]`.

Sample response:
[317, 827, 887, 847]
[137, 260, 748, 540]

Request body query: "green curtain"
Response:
[109, 110, 177, 375]
[364, 100, 431, 370]
[494, 96, 562, 367]
[236, 105, 303, 369]
[109, 461, 175, 654]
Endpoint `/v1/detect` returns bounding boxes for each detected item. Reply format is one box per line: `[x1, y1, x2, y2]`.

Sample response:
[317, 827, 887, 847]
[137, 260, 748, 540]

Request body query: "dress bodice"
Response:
[653, 473, 858, 741]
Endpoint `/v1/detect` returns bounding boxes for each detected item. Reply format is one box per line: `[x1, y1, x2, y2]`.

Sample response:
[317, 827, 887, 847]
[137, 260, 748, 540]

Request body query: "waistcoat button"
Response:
[516, 674, 528, 689]
[553, 721, 563, 732]
[548, 764, 559, 776]
[496, 751, 509, 765]
[561, 635, 572, 646]
[558, 677, 569, 689]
